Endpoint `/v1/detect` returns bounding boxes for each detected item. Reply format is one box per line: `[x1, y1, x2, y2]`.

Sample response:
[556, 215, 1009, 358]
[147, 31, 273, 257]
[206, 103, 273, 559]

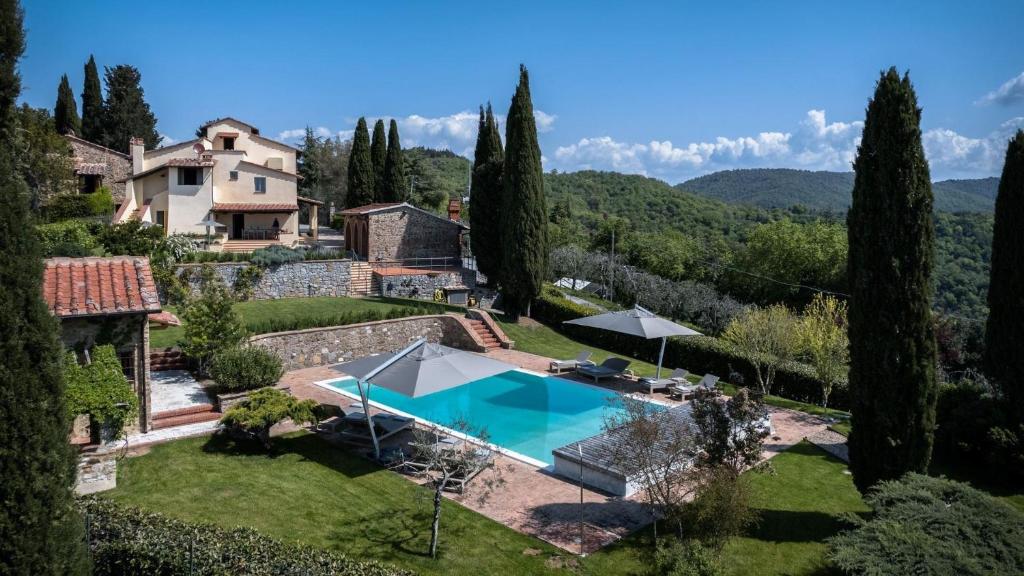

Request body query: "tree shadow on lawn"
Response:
[746, 508, 857, 544]
[200, 431, 379, 479]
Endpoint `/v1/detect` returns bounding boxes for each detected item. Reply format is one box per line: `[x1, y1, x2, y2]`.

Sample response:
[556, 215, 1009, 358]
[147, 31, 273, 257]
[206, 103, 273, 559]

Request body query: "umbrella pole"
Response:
[356, 380, 381, 459]
[656, 337, 666, 379]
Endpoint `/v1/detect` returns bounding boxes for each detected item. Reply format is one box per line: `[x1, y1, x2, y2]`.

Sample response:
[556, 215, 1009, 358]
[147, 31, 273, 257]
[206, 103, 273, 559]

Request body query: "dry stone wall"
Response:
[249, 314, 481, 371]
[367, 208, 462, 261]
[178, 260, 352, 300]
[379, 268, 477, 300]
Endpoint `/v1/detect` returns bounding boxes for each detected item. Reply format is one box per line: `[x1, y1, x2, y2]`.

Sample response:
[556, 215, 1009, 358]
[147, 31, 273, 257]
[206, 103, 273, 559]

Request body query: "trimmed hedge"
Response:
[80, 496, 413, 576]
[532, 288, 846, 408]
[210, 346, 285, 392]
[245, 305, 449, 336]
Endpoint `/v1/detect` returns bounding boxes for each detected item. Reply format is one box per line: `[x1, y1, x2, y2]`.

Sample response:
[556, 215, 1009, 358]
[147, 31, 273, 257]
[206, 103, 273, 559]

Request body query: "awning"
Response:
[211, 203, 298, 213]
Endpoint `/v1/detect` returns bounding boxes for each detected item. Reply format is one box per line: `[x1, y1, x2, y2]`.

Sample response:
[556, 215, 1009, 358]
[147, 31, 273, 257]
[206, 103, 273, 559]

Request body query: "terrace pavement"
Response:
[279, 347, 831, 553]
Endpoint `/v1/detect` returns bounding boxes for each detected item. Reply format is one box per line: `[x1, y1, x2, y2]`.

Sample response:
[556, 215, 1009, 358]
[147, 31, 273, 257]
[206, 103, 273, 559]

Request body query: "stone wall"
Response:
[179, 259, 352, 300]
[249, 314, 481, 371]
[66, 135, 131, 202]
[378, 268, 477, 300]
[367, 208, 462, 261]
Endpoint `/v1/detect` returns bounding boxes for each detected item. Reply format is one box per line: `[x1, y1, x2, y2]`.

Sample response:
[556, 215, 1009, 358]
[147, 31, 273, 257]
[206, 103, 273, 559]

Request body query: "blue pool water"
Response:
[326, 370, 625, 465]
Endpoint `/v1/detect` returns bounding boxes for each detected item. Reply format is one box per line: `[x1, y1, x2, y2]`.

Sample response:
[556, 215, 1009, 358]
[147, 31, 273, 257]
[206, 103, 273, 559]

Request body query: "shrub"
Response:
[531, 288, 843, 408]
[210, 346, 284, 392]
[63, 346, 138, 438]
[86, 186, 114, 215]
[180, 265, 248, 375]
[36, 219, 101, 257]
[245, 305, 436, 335]
[828, 473, 1024, 575]
[652, 539, 722, 576]
[232, 265, 264, 300]
[933, 379, 1024, 485]
[250, 244, 303, 267]
[219, 387, 317, 449]
[79, 496, 413, 576]
[680, 466, 758, 551]
[96, 219, 163, 256]
[42, 194, 95, 221]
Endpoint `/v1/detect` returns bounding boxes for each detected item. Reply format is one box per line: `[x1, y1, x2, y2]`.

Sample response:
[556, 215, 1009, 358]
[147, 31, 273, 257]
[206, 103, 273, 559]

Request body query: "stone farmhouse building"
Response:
[113, 117, 322, 251]
[64, 134, 132, 205]
[42, 256, 162, 434]
[339, 201, 467, 262]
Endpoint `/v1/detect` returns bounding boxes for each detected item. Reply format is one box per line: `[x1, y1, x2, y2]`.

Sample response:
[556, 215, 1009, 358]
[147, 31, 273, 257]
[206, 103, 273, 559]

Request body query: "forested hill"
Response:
[677, 168, 999, 212]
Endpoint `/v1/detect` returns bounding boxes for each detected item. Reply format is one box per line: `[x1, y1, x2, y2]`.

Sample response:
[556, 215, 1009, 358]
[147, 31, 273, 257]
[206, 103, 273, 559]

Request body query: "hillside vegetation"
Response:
[678, 168, 998, 212]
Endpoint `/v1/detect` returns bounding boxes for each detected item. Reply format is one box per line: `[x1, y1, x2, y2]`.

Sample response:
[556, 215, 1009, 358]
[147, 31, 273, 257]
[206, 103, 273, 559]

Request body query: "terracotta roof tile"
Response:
[75, 162, 108, 175]
[43, 257, 161, 318]
[211, 203, 298, 213]
[339, 202, 404, 215]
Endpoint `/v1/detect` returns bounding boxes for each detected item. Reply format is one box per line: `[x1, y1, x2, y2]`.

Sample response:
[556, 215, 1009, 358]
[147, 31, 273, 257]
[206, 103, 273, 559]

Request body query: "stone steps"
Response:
[222, 240, 279, 253]
[468, 319, 502, 350]
[150, 348, 187, 371]
[152, 403, 220, 431]
[347, 262, 380, 296]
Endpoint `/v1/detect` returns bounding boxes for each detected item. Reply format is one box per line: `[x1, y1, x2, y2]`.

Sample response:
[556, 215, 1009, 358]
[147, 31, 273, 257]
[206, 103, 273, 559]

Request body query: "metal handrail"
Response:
[367, 256, 460, 271]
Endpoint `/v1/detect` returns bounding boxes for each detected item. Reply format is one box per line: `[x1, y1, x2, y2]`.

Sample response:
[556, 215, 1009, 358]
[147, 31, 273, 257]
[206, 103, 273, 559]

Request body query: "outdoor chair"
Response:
[639, 368, 689, 395]
[441, 448, 495, 494]
[576, 357, 632, 384]
[668, 373, 720, 400]
[549, 351, 595, 374]
[339, 413, 414, 444]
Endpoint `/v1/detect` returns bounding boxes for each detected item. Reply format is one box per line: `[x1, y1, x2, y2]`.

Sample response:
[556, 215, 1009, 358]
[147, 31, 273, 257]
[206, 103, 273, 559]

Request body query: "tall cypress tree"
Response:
[346, 117, 375, 208]
[847, 68, 937, 493]
[470, 103, 504, 286]
[370, 119, 387, 201]
[985, 130, 1024, 418]
[0, 1, 89, 572]
[53, 74, 79, 135]
[99, 64, 159, 153]
[500, 65, 548, 320]
[382, 119, 408, 202]
[80, 55, 103, 142]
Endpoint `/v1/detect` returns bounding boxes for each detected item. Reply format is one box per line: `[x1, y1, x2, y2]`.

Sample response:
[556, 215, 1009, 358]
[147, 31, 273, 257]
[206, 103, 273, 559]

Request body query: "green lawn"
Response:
[108, 433, 863, 576]
[584, 442, 867, 576]
[150, 296, 457, 349]
[108, 433, 574, 576]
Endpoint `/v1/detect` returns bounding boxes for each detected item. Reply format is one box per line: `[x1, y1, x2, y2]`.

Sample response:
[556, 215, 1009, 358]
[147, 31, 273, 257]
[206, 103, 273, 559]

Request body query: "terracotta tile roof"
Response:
[211, 202, 298, 213]
[339, 202, 404, 215]
[166, 157, 216, 167]
[296, 195, 324, 206]
[75, 162, 108, 175]
[43, 257, 161, 318]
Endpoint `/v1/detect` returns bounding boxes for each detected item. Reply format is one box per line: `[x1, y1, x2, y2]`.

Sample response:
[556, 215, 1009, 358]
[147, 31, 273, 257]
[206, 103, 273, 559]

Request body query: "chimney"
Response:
[447, 199, 462, 222]
[129, 136, 145, 173]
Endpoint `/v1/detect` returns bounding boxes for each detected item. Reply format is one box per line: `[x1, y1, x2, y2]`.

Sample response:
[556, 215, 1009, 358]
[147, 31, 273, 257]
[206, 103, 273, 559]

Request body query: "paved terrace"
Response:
[280, 347, 829, 554]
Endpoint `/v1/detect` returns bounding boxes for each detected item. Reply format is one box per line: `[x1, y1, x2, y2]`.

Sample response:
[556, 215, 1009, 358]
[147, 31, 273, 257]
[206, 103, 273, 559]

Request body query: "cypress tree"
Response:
[0, 1, 89, 572]
[469, 103, 504, 286]
[345, 117, 375, 208]
[500, 65, 548, 320]
[382, 119, 409, 202]
[847, 68, 938, 493]
[53, 74, 79, 135]
[985, 130, 1024, 417]
[80, 55, 103, 142]
[370, 119, 387, 201]
[99, 64, 159, 152]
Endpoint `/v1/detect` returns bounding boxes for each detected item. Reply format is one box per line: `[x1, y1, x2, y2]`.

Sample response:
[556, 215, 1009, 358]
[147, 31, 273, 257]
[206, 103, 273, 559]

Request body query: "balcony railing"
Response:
[367, 256, 462, 271]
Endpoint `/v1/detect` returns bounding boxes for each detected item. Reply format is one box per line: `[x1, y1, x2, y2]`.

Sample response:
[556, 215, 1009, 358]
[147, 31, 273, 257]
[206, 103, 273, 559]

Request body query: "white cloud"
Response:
[976, 72, 1024, 106]
[158, 133, 177, 146]
[551, 109, 1016, 181]
[277, 126, 332, 141]
[534, 110, 557, 133]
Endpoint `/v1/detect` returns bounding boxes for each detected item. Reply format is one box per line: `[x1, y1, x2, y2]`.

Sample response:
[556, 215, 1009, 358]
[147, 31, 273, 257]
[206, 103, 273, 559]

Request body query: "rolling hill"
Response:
[677, 168, 998, 213]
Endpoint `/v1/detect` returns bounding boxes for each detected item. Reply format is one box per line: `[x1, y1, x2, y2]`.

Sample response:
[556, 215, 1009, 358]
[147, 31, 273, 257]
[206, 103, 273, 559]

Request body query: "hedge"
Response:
[532, 288, 847, 409]
[245, 304, 451, 336]
[80, 496, 414, 576]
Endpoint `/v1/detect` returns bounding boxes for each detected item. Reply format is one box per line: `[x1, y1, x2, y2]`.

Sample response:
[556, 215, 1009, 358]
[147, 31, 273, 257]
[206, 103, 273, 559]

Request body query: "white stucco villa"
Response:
[113, 117, 321, 252]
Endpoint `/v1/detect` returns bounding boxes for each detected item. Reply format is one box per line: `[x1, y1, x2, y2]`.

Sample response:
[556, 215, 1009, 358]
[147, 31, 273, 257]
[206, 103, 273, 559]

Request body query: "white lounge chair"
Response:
[577, 357, 632, 384]
[640, 368, 689, 394]
[669, 373, 720, 400]
[550, 351, 595, 374]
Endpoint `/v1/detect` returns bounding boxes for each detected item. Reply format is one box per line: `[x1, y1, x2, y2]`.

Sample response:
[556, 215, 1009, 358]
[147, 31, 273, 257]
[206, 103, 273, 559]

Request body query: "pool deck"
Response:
[278, 347, 832, 554]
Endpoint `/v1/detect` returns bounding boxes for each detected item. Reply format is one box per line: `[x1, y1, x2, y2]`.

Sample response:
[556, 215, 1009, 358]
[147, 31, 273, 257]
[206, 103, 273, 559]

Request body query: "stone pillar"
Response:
[138, 315, 152, 432]
[311, 204, 319, 243]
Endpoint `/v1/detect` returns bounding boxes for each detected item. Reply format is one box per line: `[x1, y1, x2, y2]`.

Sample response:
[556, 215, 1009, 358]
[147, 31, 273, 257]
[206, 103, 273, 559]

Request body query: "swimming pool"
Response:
[320, 370, 626, 466]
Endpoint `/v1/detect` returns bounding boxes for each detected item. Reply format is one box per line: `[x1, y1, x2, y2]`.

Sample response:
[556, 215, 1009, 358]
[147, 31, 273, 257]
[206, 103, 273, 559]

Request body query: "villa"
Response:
[112, 117, 323, 252]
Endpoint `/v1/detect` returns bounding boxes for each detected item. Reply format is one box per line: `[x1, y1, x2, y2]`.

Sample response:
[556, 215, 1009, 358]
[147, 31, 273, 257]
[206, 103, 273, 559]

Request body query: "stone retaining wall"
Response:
[378, 268, 477, 300]
[178, 260, 352, 300]
[249, 314, 481, 371]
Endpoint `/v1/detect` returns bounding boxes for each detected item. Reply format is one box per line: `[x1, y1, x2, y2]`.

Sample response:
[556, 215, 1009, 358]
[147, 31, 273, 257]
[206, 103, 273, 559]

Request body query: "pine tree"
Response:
[469, 103, 504, 285]
[847, 68, 938, 493]
[80, 55, 103, 142]
[382, 119, 409, 202]
[370, 119, 387, 201]
[985, 130, 1024, 418]
[0, 1, 89, 572]
[346, 117, 375, 208]
[500, 65, 548, 320]
[53, 74, 79, 135]
[99, 64, 159, 153]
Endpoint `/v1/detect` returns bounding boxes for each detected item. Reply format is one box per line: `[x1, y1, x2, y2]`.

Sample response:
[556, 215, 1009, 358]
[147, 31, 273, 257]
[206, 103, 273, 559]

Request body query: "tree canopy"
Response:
[469, 104, 504, 284]
[99, 64, 159, 152]
[80, 54, 103, 142]
[345, 117, 374, 208]
[370, 119, 387, 201]
[53, 73, 79, 135]
[382, 119, 409, 202]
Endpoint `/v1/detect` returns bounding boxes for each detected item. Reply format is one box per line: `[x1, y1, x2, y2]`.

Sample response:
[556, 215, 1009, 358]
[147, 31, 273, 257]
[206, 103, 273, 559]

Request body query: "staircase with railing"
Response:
[348, 261, 380, 296]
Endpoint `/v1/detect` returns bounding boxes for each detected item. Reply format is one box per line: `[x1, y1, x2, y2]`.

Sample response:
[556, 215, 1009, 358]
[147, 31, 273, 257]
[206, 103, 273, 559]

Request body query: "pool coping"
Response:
[312, 367, 661, 470]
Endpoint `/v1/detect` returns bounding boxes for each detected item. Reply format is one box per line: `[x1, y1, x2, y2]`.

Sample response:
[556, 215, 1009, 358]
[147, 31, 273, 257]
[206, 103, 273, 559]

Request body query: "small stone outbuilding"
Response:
[64, 134, 132, 205]
[42, 256, 162, 433]
[340, 202, 468, 262]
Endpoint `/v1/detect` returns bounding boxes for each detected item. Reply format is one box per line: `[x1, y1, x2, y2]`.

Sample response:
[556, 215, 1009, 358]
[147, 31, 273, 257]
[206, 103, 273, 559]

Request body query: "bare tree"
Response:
[403, 420, 507, 559]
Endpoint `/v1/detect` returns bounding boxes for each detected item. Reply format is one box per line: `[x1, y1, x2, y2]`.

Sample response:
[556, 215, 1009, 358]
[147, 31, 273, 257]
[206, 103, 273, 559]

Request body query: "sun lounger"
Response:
[442, 448, 494, 494]
[576, 357, 632, 384]
[549, 351, 595, 374]
[668, 373, 720, 400]
[339, 413, 414, 444]
[639, 368, 689, 394]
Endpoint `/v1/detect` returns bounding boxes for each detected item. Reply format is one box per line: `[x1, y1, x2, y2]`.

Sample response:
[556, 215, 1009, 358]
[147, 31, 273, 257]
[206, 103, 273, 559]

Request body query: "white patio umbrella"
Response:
[197, 215, 227, 248]
[563, 305, 701, 379]
[338, 338, 516, 458]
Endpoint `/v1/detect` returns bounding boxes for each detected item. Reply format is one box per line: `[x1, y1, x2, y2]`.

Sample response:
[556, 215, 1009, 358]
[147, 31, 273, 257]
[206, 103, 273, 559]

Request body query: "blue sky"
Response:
[18, 0, 1024, 182]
